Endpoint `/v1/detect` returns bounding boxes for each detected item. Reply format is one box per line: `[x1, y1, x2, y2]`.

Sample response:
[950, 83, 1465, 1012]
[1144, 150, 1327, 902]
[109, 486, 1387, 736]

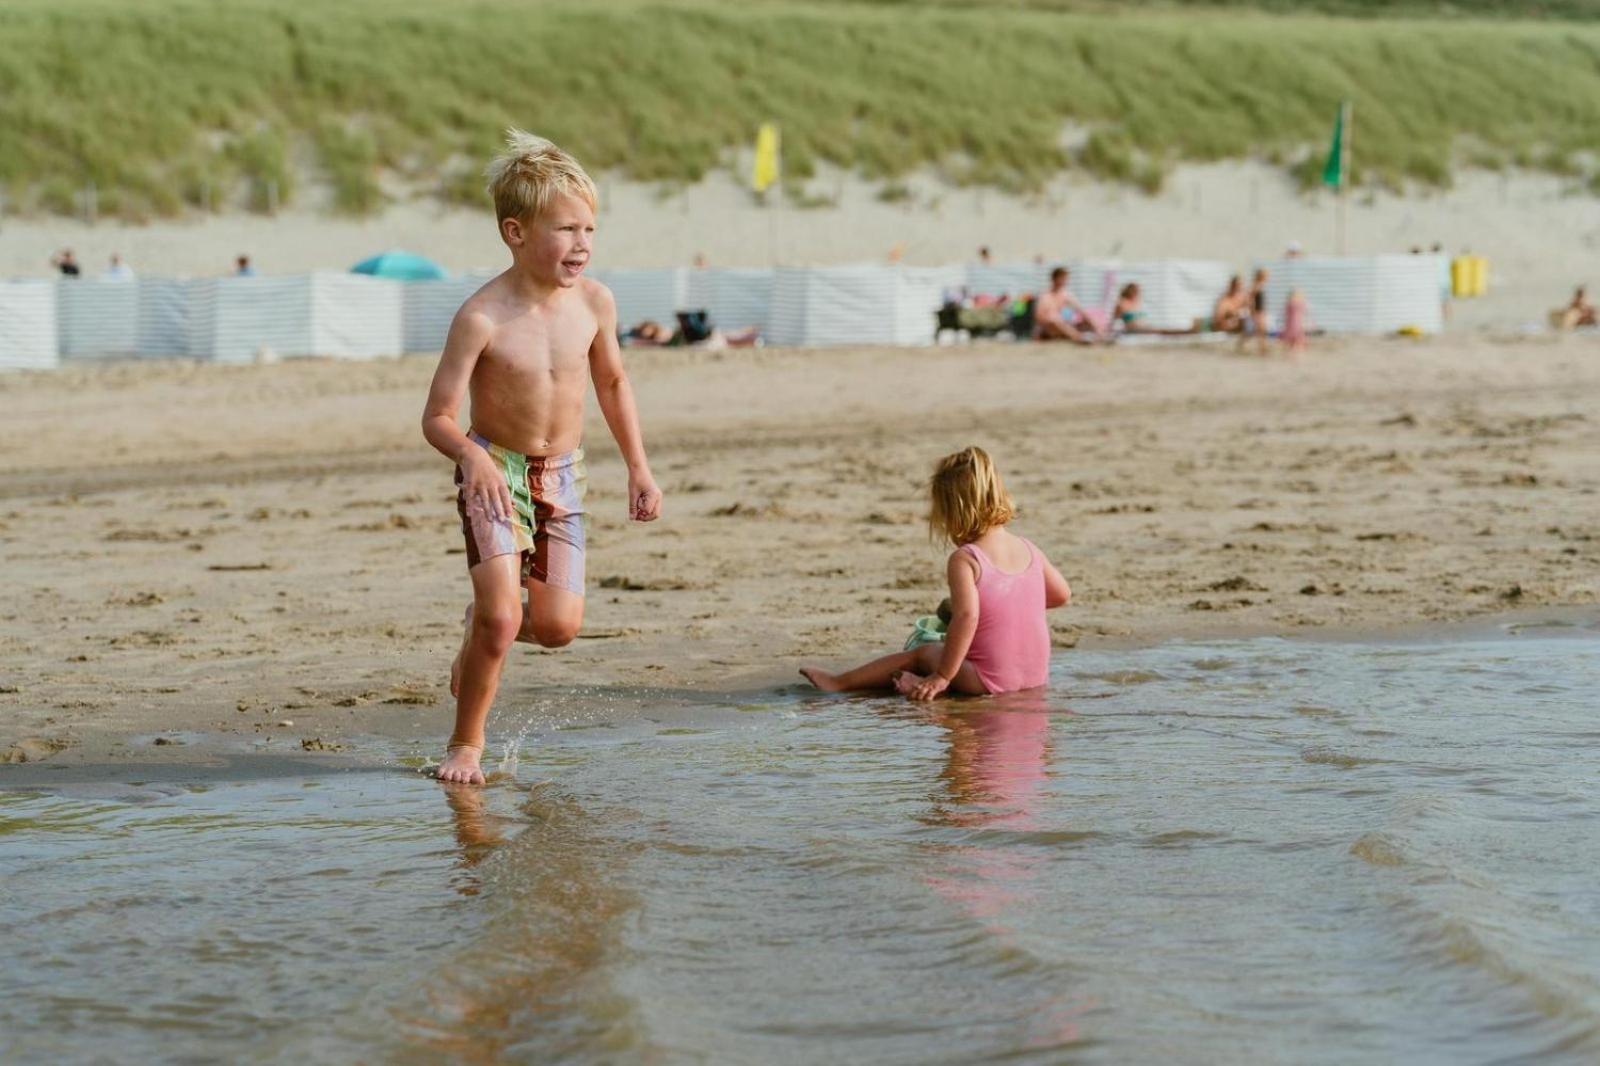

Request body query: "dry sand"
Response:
[2, 333, 1598, 769]
[5, 162, 1598, 329]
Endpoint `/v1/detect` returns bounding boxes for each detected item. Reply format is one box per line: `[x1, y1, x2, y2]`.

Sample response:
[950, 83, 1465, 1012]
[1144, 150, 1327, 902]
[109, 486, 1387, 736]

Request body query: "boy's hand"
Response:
[629, 471, 662, 522]
[908, 674, 949, 702]
[460, 448, 514, 523]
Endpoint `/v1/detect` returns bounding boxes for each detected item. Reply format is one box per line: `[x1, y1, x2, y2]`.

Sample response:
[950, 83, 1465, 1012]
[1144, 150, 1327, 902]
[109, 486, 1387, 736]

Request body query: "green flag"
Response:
[1321, 103, 1345, 188]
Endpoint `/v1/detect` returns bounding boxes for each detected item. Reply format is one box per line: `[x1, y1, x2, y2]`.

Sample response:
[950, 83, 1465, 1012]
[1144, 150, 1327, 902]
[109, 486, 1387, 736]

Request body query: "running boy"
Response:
[422, 130, 662, 784]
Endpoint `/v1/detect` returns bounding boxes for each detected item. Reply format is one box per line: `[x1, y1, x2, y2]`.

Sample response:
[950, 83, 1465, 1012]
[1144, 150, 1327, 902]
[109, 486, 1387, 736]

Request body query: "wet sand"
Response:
[2, 334, 1598, 768]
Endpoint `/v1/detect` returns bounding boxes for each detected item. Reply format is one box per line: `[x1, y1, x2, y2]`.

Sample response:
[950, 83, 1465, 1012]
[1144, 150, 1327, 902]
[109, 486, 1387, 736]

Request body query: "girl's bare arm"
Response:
[935, 552, 982, 682]
[1042, 555, 1072, 609]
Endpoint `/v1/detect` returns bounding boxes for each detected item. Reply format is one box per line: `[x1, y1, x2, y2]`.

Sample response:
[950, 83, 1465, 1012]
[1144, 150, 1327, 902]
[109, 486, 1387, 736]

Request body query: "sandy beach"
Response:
[2, 332, 1598, 767]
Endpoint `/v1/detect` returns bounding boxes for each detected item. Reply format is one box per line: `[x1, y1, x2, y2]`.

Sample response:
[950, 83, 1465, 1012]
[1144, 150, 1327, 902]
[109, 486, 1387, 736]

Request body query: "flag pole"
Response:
[1337, 100, 1353, 255]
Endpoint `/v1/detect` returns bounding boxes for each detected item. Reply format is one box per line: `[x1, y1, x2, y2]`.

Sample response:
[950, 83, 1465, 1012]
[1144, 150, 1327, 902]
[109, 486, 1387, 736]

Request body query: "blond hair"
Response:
[928, 446, 1015, 545]
[484, 128, 598, 224]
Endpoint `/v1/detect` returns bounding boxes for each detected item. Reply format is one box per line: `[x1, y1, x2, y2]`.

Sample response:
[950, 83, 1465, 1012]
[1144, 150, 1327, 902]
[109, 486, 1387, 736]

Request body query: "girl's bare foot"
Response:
[893, 671, 924, 696]
[799, 666, 844, 692]
[436, 742, 485, 785]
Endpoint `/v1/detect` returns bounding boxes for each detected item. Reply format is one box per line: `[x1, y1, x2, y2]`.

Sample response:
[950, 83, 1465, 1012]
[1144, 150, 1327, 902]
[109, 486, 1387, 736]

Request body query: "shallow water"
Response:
[4, 625, 1600, 1063]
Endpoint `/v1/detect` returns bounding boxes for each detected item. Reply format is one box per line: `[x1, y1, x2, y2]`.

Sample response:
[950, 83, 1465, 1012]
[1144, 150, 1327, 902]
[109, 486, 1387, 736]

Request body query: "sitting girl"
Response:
[801, 446, 1071, 700]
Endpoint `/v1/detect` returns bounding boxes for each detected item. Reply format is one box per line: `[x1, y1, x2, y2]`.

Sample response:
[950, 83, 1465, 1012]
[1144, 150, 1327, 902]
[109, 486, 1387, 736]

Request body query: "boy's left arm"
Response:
[588, 284, 662, 522]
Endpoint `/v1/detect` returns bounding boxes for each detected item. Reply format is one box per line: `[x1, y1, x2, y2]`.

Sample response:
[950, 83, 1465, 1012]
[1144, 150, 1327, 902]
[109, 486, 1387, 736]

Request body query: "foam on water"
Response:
[3, 625, 1598, 1063]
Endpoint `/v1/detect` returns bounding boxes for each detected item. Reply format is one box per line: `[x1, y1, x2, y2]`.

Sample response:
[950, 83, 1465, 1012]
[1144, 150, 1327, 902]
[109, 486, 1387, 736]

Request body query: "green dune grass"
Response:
[4, 0, 1600, 219]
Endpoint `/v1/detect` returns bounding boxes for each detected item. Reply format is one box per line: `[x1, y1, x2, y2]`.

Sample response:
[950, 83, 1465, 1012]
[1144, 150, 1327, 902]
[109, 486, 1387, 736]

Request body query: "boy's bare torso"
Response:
[466, 274, 600, 456]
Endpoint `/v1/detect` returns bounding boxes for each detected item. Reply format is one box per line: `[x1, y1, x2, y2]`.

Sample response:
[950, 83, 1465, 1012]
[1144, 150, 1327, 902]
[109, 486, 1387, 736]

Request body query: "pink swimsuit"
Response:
[959, 538, 1051, 694]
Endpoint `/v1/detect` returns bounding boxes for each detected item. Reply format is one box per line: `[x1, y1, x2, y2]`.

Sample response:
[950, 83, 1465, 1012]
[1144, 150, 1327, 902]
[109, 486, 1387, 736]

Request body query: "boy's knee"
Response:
[472, 604, 521, 655]
[914, 644, 944, 673]
[524, 617, 580, 648]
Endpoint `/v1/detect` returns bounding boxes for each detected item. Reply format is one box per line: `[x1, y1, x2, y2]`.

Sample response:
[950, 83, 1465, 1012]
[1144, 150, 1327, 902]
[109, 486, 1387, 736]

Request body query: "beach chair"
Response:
[676, 309, 713, 345]
[1010, 298, 1036, 340]
[935, 302, 964, 343]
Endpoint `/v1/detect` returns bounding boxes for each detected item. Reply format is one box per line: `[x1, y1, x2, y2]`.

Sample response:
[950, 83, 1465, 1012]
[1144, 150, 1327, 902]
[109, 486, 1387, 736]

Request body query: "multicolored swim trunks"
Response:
[455, 431, 587, 596]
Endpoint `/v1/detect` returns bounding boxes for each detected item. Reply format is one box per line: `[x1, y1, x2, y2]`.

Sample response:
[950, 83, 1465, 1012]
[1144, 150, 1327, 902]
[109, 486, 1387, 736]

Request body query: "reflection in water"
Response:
[441, 784, 510, 898]
[397, 784, 645, 1063]
[917, 691, 1097, 1049]
[929, 690, 1056, 831]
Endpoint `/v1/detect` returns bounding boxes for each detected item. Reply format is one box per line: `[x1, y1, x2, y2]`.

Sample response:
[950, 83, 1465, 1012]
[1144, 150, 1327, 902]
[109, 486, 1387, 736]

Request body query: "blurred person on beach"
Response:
[103, 253, 133, 280]
[1238, 268, 1271, 355]
[801, 446, 1070, 700]
[1433, 243, 1452, 320]
[422, 129, 662, 785]
[51, 249, 80, 277]
[1211, 276, 1246, 333]
[1032, 266, 1101, 344]
[624, 315, 759, 349]
[235, 255, 256, 277]
[1282, 289, 1309, 355]
[1112, 282, 1146, 330]
[1112, 282, 1194, 337]
[1560, 286, 1597, 330]
[977, 246, 993, 265]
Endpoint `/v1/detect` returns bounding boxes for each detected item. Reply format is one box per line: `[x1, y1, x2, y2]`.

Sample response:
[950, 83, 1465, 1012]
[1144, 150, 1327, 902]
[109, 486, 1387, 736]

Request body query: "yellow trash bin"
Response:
[1467, 255, 1489, 296]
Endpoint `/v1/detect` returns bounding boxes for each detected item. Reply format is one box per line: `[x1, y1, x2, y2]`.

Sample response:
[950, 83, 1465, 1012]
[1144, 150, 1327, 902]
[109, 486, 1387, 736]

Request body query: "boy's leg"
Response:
[517, 579, 584, 648]
[439, 554, 523, 785]
[449, 580, 583, 695]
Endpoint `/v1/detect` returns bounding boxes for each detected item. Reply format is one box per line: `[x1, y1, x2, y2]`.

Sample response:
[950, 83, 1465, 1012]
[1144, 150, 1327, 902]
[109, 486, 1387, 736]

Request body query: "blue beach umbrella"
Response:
[350, 250, 447, 280]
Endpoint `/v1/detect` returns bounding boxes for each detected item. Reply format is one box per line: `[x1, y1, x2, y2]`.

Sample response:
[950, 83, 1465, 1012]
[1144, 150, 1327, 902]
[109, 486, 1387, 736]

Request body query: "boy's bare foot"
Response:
[436, 742, 485, 785]
[893, 671, 924, 696]
[799, 666, 844, 692]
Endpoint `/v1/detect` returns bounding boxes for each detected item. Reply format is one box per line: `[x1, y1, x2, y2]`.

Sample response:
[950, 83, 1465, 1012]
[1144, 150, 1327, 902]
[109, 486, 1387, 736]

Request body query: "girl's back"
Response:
[960, 529, 1050, 694]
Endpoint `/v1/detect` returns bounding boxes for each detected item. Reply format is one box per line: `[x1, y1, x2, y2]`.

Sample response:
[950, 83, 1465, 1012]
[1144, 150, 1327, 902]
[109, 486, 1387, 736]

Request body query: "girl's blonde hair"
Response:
[485, 128, 598, 225]
[928, 446, 1015, 545]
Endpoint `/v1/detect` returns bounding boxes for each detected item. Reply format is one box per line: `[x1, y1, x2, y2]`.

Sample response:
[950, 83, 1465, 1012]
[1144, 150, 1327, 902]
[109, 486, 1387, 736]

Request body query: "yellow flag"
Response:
[752, 123, 780, 194]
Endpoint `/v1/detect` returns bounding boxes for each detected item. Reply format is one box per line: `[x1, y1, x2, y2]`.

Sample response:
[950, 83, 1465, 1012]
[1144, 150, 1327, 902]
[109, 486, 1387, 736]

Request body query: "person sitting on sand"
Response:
[1111, 282, 1148, 331]
[1211, 276, 1246, 333]
[1111, 282, 1198, 337]
[801, 446, 1071, 700]
[422, 129, 663, 785]
[1560, 286, 1597, 330]
[1032, 266, 1101, 344]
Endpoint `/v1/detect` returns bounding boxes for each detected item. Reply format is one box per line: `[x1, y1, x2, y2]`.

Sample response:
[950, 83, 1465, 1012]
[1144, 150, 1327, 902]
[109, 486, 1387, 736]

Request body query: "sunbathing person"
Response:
[1111, 282, 1197, 336]
[1560, 286, 1597, 329]
[623, 319, 674, 346]
[1211, 276, 1246, 333]
[1032, 267, 1101, 344]
[623, 315, 761, 349]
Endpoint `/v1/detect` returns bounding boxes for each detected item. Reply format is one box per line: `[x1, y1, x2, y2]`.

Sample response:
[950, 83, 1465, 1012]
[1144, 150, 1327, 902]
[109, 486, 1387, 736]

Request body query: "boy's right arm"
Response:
[421, 309, 514, 521]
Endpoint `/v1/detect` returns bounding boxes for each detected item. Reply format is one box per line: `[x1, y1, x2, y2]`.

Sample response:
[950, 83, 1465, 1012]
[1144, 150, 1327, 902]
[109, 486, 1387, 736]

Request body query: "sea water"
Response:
[3, 624, 1598, 1063]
